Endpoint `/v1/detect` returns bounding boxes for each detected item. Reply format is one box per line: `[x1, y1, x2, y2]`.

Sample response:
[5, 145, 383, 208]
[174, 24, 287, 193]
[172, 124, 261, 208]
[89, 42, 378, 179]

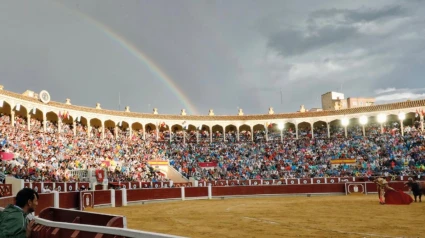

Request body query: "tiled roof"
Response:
[1, 89, 424, 121]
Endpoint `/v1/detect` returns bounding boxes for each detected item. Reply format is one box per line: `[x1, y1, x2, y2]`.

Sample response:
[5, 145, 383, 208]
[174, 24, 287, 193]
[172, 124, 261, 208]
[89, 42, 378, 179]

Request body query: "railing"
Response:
[32, 217, 186, 238]
[69, 169, 89, 181]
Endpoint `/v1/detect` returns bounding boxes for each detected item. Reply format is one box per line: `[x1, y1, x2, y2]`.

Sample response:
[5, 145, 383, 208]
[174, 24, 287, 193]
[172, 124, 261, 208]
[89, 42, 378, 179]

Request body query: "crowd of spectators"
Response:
[0, 113, 424, 183]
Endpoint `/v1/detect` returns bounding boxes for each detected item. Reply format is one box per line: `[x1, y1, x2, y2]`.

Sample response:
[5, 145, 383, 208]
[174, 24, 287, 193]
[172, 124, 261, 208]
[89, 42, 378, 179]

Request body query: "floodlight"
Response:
[341, 117, 349, 126]
[278, 123, 284, 130]
[377, 114, 387, 123]
[359, 116, 368, 125]
[398, 112, 406, 121]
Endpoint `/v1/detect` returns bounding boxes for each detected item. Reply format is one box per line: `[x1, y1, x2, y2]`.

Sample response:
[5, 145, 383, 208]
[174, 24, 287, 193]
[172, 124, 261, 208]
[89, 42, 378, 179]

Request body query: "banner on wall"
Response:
[198, 162, 217, 168]
[0, 152, 14, 161]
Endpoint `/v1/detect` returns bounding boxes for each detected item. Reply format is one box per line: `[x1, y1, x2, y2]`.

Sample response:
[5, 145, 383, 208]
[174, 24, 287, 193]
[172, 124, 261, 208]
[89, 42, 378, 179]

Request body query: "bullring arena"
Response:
[0, 87, 424, 237]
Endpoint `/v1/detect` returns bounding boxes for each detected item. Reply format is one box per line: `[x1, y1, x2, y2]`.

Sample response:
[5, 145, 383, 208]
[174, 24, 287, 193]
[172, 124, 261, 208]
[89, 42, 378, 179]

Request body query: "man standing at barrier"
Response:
[0, 188, 39, 238]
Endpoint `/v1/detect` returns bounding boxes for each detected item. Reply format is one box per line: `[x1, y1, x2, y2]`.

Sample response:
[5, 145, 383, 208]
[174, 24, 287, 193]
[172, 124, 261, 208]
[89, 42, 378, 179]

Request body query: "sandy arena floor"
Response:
[94, 195, 425, 238]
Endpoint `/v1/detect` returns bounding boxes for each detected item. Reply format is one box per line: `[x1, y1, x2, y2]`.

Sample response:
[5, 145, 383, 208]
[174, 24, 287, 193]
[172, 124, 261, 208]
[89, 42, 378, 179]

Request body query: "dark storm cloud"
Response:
[310, 5, 406, 23]
[268, 26, 357, 57]
[267, 5, 407, 57]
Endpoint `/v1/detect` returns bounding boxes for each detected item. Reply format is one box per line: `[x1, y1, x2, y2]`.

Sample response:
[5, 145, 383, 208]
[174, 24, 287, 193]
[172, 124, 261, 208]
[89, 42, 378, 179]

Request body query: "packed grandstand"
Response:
[0, 88, 425, 190]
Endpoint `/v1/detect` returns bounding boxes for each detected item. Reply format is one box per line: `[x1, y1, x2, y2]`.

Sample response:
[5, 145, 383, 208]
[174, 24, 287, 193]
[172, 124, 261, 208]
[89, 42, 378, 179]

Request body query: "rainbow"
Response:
[51, 1, 198, 115]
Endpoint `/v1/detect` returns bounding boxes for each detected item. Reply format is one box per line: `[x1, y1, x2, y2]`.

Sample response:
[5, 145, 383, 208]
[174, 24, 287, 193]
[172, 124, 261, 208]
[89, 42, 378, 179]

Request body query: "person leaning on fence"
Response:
[0, 188, 39, 238]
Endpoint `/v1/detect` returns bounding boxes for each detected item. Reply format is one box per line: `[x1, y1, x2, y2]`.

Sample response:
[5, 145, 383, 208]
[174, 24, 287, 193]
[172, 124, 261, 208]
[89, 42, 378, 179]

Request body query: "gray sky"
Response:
[1, 0, 425, 115]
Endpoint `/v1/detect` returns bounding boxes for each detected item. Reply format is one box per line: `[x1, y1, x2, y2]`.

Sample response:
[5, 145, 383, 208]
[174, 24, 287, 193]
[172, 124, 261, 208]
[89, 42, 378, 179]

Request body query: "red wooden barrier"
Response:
[78, 182, 90, 190]
[162, 181, 170, 188]
[35, 193, 54, 215]
[212, 184, 346, 196]
[115, 190, 123, 207]
[44, 182, 54, 191]
[55, 183, 65, 192]
[32, 182, 42, 193]
[250, 179, 262, 186]
[0, 184, 12, 197]
[263, 180, 273, 185]
[185, 187, 208, 198]
[80, 191, 94, 210]
[152, 182, 161, 188]
[313, 178, 326, 184]
[59, 192, 79, 209]
[173, 182, 192, 187]
[274, 179, 286, 185]
[31, 207, 125, 238]
[0, 196, 14, 208]
[94, 190, 111, 206]
[67, 183, 77, 192]
[130, 181, 140, 189]
[126, 188, 181, 202]
[141, 182, 151, 188]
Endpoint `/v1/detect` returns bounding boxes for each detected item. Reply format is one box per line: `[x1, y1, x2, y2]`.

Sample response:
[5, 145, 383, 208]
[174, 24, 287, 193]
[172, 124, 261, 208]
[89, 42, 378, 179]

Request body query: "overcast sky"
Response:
[1, 0, 425, 115]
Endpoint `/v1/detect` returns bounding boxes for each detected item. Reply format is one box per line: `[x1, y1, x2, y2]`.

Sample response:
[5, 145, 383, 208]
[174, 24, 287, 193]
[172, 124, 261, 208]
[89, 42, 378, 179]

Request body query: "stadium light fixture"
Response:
[398, 112, 406, 121]
[377, 114, 387, 123]
[359, 116, 368, 125]
[15, 104, 20, 111]
[278, 123, 284, 130]
[341, 117, 349, 127]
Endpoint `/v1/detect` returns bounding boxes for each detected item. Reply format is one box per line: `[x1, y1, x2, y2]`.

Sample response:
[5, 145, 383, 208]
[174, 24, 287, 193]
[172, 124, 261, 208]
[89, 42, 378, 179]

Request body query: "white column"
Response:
[280, 129, 283, 143]
[265, 128, 268, 141]
[169, 128, 172, 143]
[223, 127, 226, 142]
[209, 128, 212, 143]
[87, 123, 91, 139]
[156, 128, 159, 141]
[53, 191, 59, 208]
[208, 184, 212, 199]
[421, 115, 424, 131]
[73, 120, 76, 136]
[400, 120, 404, 136]
[43, 113, 47, 132]
[181, 187, 185, 201]
[196, 130, 199, 143]
[237, 128, 240, 142]
[362, 125, 365, 137]
[311, 126, 314, 139]
[27, 114, 31, 131]
[110, 189, 116, 207]
[327, 123, 330, 138]
[10, 110, 15, 127]
[295, 125, 299, 139]
[58, 118, 62, 134]
[101, 121, 105, 140]
[183, 130, 186, 144]
[344, 126, 347, 138]
[122, 188, 127, 206]
[115, 126, 118, 140]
